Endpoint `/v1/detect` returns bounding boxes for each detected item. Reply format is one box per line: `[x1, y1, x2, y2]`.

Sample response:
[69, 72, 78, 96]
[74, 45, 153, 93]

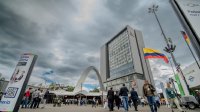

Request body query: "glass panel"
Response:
[108, 30, 134, 79]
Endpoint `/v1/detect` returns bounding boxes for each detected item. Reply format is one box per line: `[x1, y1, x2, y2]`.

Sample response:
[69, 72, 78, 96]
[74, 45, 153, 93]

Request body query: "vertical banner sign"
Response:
[175, 74, 185, 96]
[175, 0, 200, 39]
[0, 53, 37, 112]
[171, 0, 200, 60]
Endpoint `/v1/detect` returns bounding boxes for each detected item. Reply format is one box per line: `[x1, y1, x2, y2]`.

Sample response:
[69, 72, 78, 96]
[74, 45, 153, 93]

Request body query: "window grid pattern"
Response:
[108, 30, 134, 78]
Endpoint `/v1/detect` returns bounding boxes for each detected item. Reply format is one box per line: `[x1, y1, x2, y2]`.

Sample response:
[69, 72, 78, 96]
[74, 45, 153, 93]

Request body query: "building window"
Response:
[108, 30, 134, 79]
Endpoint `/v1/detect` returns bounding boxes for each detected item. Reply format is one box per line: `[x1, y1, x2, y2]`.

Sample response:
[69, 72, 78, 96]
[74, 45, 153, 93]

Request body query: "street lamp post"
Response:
[148, 5, 190, 95]
[168, 57, 176, 75]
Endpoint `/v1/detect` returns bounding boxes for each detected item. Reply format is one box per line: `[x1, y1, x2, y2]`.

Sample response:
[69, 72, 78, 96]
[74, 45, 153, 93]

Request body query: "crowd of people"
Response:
[104, 80, 185, 112]
[21, 88, 49, 109]
[19, 80, 192, 112]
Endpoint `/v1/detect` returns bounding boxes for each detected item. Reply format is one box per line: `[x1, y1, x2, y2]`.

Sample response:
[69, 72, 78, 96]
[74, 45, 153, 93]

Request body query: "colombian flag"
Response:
[181, 31, 190, 45]
[143, 48, 169, 63]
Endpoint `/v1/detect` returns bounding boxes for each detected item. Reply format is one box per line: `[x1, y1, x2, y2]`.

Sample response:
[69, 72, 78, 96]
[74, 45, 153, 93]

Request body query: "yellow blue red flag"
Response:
[143, 48, 169, 63]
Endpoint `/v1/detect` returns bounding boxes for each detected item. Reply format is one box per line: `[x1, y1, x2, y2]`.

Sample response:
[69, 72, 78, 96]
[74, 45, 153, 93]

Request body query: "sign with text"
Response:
[175, 0, 200, 40]
[0, 53, 37, 112]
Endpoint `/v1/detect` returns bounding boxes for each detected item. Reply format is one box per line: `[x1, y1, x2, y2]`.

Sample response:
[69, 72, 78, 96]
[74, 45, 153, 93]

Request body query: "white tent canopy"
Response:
[49, 90, 104, 96]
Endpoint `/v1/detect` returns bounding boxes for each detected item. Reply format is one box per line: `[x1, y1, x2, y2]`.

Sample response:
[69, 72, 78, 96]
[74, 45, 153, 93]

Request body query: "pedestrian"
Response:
[130, 88, 139, 111]
[119, 84, 129, 112]
[40, 90, 45, 109]
[35, 89, 41, 108]
[141, 97, 145, 107]
[154, 95, 160, 108]
[166, 83, 185, 112]
[103, 99, 108, 109]
[96, 99, 99, 107]
[114, 91, 121, 110]
[21, 94, 26, 108]
[128, 97, 132, 108]
[92, 97, 96, 108]
[143, 80, 157, 112]
[30, 89, 38, 108]
[41, 89, 49, 108]
[22, 88, 32, 108]
[28, 91, 33, 108]
[107, 87, 114, 111]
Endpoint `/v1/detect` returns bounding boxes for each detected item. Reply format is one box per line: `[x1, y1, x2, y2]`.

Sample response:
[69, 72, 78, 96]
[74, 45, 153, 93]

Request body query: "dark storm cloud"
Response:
[104, 0, 147, 22]
[0, 0, 85, 80]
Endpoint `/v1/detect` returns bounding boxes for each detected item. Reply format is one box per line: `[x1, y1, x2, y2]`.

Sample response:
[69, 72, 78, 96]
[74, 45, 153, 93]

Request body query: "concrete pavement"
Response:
[19, 104, 200, 112]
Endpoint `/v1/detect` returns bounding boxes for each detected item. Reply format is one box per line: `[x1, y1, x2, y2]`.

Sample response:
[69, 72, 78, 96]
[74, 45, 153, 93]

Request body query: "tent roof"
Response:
[49, 90, 103, 96]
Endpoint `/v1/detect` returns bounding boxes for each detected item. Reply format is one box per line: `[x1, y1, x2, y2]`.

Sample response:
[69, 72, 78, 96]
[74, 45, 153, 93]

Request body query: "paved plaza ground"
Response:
[19, 104, 200, 112]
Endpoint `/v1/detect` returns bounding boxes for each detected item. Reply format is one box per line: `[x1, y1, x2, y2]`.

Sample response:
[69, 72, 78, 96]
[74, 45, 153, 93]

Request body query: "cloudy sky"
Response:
[0, 0, 198, 92]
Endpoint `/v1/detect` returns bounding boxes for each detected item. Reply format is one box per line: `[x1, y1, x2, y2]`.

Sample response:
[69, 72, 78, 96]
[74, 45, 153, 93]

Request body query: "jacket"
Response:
[143, 84, 155, 96]
[166, 88, 176, 99]
[130, 89, 139, 100]
[107, 89, 114, 100]
[119, 86, 129, 96]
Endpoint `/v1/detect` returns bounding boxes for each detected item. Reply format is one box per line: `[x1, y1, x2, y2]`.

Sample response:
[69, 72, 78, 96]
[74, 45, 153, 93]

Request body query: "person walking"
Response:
[128, 97, 132, 108]
[119, 84, 129, 112]
[107, 87, 114, 111]
[30, 89, 38, 108]
[166, 83, 185, 112]
[154, 95, 160, 108]
[39, 90, 45, 109]
[114, 91, 121, 110]
[103, 99, 108, 109]
[143, 80, 157, 112]
[41, 89, 49, 108]
[130, 88, 139, 111]
[22, 88, 32, 108]
[27, 91, 33, 108]
[141, 97, 145, 107]
[92, 97, 96, 108]
[35, 89, 41, 108]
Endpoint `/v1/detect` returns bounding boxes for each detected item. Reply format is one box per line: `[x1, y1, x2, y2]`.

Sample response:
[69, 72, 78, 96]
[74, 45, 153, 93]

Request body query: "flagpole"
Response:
[144, 58, 153, 85]
[149, 5, 190, 95]
[181, 31, 200, 69]
[168, 57, 176, 75]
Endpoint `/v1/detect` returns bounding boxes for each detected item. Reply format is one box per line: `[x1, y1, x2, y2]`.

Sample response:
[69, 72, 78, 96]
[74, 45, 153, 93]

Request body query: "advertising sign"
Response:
[183, 62, 200, 88]
[0, 53, 37, 112]
[175, 0, 200, 39]
[174, 74, 185, 96]
[171, 0, 200, 60]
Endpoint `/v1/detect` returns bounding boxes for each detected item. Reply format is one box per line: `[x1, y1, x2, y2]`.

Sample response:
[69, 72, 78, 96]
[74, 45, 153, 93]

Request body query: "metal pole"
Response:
[150, 5, 190, 94]
[168, 57, 176, 75]
[153, 9, 169, 45]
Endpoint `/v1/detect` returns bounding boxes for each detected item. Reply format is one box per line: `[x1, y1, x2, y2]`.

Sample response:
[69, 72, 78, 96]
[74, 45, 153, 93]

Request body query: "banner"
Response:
[175, 74, 185, 96]
[0, 53, 37, 112]
[175, 0, 200, 40]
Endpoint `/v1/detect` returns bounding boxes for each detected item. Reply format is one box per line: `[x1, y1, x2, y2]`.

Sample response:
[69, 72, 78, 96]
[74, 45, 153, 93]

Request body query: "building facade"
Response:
[100, 26, 154, 95]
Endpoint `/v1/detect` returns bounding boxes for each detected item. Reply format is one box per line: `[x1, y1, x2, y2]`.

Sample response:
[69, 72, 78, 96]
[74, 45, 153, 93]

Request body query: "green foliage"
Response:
[49, 82, 56, 90]
[89, 87, 99, 92]
[66, 85, 75, 92]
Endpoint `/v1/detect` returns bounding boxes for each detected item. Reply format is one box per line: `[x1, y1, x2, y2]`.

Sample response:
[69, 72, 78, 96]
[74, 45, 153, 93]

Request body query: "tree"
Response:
[66, 85, 75, 92]
[90, 87, 99, 92]
[49, 82, 56, 90]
